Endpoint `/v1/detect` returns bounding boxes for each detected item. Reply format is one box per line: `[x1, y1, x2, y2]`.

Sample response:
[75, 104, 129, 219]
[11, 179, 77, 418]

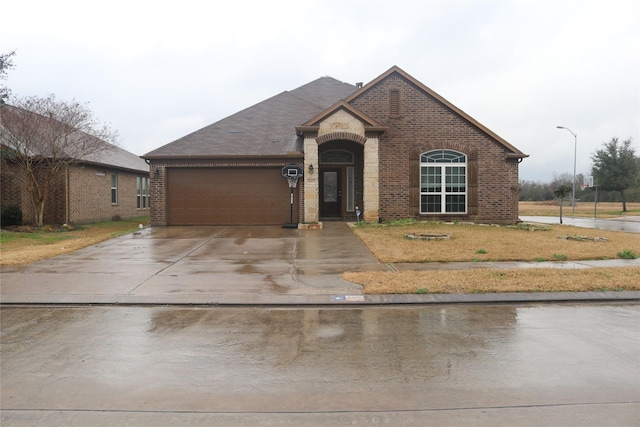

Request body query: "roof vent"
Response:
[390, 89, 400, 117]
[356, 82, 363, 88]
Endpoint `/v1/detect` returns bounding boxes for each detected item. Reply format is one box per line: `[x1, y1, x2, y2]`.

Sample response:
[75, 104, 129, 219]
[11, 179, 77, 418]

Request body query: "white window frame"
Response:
[136, 176, 150, 209]
[143, 177, 150, 208]
[111, 173, 118, 205]
[420, 150, 467, 214]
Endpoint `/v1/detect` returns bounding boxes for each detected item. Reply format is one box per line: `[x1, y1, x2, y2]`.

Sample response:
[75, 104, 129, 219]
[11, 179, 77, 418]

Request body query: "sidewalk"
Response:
[1, 222, 639, 306]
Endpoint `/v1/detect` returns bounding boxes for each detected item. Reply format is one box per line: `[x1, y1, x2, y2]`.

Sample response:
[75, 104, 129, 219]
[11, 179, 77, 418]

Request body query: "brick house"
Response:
[143, 66, 528, 227]
[1, 108, 150, 225]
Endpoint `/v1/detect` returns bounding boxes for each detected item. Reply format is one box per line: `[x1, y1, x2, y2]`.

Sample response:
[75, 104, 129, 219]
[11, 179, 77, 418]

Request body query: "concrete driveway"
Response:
[0, 223, 387, 305]
[2, 221, 639, 306]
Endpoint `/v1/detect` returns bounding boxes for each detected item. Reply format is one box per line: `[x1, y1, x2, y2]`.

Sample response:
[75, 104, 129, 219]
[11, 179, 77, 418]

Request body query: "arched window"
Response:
[420, 149, 467, 214]
[320, 150, 354, 164]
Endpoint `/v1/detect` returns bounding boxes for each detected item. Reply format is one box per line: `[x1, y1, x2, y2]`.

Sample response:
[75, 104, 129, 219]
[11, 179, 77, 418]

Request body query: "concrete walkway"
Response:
[1, 221, 639, 306]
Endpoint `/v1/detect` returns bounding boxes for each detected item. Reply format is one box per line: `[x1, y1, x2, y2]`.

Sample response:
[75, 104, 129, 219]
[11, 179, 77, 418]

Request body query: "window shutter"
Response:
[409, 152, 419, 214]
[467, 150, 478, 216]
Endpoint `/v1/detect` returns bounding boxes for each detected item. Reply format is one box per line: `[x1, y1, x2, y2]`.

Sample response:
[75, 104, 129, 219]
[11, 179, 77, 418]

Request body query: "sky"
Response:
[2, 0, 638, 183]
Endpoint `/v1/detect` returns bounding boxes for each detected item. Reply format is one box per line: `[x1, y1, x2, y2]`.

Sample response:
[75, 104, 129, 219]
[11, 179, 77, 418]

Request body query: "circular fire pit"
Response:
[405, 233, 452, 241]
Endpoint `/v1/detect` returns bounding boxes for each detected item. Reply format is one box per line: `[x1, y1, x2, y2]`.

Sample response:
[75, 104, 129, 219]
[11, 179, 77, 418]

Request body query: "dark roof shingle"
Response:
[1, 104, 148, 173]
[143, 77, 357, 158]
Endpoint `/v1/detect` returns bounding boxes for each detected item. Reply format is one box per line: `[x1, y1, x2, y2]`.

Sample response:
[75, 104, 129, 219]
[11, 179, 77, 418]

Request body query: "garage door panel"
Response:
[167, 168, 296, 225]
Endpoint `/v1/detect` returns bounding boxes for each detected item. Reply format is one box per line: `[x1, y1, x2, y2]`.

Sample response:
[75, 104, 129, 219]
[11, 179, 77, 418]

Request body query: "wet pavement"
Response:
[1, 303, 638, 426]
[2, 221, 639, 425]
[2, 222, 639, 306]
[520, 215, 640, 233]
[0, 223, 382, 305]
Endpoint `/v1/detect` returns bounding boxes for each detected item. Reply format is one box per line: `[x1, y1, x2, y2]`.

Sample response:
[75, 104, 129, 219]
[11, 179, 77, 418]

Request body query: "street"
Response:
[1, 303, 638, 426]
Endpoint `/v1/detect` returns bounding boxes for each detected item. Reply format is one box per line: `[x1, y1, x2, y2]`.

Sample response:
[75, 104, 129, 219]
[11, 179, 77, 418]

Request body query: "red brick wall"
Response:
[350, 72, 520, 224]
[0, 163, 33, 222]
[0, 164, 22, 208]
[0, 163, 149, 225]
[67, 165, 150, 224]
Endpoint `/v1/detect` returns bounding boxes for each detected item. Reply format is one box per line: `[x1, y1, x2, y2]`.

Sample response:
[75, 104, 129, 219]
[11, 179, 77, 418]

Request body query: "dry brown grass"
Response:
[345, 203, 640, 294]
[344, 267, 640, 294]
[351, 222, 640, 263]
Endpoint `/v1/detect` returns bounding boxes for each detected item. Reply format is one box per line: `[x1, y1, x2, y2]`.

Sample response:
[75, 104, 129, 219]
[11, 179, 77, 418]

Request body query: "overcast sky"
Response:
[3, 0, 638, 182]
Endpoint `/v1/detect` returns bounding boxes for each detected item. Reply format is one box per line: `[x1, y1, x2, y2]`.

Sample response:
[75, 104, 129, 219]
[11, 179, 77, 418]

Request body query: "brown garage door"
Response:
[166, 168, 295, 225]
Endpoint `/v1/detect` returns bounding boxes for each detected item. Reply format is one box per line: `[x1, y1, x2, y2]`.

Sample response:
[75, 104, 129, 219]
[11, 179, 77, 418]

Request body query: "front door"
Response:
[320, 168, 342, 218]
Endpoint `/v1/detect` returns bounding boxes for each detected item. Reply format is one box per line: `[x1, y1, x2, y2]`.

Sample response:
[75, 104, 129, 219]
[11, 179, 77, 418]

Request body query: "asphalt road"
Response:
[2, 303, 639, 426]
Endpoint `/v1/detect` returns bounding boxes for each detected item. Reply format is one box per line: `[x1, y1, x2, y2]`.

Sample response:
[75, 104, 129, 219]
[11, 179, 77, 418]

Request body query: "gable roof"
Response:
[346, 66, 528, 159]
[296, 100, 388, 134]
[0, 103, 148, 173]
[143, 77, 358, 159]
[144, 66, 527, 160]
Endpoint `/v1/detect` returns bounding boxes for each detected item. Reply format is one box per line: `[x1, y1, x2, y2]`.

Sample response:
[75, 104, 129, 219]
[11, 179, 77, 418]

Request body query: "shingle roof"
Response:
[81, 143, 148, 173]
[0, 104, 148, 173]
[143, 77, 358, 158]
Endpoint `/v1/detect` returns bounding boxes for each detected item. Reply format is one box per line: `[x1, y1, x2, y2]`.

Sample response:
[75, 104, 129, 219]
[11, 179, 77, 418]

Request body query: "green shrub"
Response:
[617, 249, 637, 259]
[1, 205, 22, 227]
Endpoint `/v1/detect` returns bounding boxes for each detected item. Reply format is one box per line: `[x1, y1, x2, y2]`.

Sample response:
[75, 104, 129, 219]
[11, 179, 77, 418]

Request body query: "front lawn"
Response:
[344, 219, 640, 294]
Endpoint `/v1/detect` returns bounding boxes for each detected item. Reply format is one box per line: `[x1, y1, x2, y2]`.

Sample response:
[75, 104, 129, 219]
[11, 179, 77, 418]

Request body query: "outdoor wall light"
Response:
[309, 164, 314, 174]
[154, 168, 160, 179]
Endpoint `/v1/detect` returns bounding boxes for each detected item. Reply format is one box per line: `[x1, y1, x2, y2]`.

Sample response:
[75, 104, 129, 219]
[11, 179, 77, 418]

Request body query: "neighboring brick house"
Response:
[1, 115, 150, 225]
[143, 66, 528, 227]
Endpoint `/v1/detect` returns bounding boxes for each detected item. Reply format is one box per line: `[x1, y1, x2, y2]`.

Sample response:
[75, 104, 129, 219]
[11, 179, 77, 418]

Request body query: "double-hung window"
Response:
[111, 173, 118, 205]
[420, 150, 467, 214]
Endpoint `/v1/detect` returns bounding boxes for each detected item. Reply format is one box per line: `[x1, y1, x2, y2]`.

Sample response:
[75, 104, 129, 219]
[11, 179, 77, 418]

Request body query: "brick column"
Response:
[150, 164, 166, 225]
[303, 137, 319, 224]
[363, 137, 379, 222]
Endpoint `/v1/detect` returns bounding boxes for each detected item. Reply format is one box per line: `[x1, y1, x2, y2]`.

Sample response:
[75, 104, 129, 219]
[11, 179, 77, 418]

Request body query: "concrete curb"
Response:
[2, 291, 639, 306]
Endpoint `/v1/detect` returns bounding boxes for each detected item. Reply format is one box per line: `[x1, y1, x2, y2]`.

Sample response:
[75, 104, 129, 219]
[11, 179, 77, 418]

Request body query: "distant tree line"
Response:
[520, 176, 640, 203]
[520, 137, 640, 206]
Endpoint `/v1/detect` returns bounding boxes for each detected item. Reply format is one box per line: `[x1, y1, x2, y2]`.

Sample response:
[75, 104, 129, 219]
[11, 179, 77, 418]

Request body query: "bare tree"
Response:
[0, 50, 16, 103]
[0, 94, 118, 226]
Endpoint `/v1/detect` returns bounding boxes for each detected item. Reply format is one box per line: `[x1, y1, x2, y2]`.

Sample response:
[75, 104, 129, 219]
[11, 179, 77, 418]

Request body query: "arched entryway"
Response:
[318, 142, 363, 220]
[301, 128, 381, 225]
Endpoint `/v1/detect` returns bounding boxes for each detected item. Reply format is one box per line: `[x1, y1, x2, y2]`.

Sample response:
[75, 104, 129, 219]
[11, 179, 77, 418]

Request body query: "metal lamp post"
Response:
[556, 126, 577, 214]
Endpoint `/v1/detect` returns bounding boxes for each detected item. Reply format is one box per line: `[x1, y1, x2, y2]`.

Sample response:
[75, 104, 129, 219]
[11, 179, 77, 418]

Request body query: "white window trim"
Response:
[111, 173, 118, 205]
[420, 150, 467, 214]
[136, 176, 150, 209]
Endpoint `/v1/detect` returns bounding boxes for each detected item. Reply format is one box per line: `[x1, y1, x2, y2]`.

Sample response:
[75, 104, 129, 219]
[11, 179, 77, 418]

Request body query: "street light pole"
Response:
[556, 126, 577, 215]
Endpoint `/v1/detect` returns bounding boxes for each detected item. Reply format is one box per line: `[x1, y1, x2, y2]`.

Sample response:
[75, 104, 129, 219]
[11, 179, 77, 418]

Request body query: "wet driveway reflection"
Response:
[1, 304, 638, 414]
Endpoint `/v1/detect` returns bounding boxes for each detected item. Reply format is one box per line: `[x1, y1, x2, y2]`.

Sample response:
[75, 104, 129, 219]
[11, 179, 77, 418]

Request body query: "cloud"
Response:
[2, 0, 638, 181]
